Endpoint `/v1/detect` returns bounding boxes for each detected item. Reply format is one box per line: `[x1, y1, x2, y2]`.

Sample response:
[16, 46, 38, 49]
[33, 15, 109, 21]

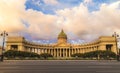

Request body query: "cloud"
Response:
[0, 0, 58, 40]
[56, 1, 120, 40]
[0, 0, 120, 43]
[84, 0, 92, 4]
[23, 9, 58, 39]
[43, 0, 59, 5]
[0, 0, 26, 32]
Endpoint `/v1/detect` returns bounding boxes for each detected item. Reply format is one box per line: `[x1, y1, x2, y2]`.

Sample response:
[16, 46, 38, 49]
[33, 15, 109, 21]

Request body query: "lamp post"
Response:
[112, 32, 119, 61]
[0, 31, 8, 62]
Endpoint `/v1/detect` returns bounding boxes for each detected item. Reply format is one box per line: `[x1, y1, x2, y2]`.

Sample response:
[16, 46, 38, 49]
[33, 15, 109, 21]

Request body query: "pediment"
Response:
[55, 43, 70, 47]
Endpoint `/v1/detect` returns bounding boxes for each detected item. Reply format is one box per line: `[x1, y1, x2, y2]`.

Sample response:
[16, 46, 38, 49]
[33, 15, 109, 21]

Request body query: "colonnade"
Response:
[6, 36, 117, 57]
[24, 46, 99, 57]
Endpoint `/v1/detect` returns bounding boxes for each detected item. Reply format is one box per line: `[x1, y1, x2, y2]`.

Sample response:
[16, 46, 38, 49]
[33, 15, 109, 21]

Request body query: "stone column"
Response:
[40, 49, 41, 54]
[95, 46, 97, 51]
[63, 49, 65, 57]
[90, 47, 91, 52]
[83, 48, 85, 53]
[35, 48, 37, 53]
[57, 49, 59, 57]
[81, 48, 82, 53]
[91, 47, 93, 51]
[45, 48, 46, 53]
[28, 47, 29, 52]
[93, 47, 94, 51]
[29, 47, 31, 52]
[52, 49, 53, 56]
[85, 48, 86, 53]
[46, 49, 47, 53]
[54, 49, 56, 57]
[56, 48, 58, 57]
[44, 49, 46, 53]
[75, 48, 76, 53]
[78, 48, 79, 53]
[31, 48, 34, 53]
[112, 44, 117, 54]
[38, 48, 40, 54]
[72, 49, 73, 54]
[6, 45, 11, 51]
[43, 48, 44, 53]
[18, 45, 24, 51]
[53, 49, 54, 57]
[44, 48, 46, 53]
[41, 48, 43, 53]
[37, 48, 39, 54]
[60, 49, 61, 57]
[97, 46, 99, 50]
[83, 48, 84, 53]
[66, 48, 67, 57]
[34, 48, 36, 53]
[69, 48, 70, 57]
[86, 48, 88, 52]
[39, 48, 41, 54]
[42, 48, 44, 53]
[36, 48, 38, 54]
[79, 48, 81, 53]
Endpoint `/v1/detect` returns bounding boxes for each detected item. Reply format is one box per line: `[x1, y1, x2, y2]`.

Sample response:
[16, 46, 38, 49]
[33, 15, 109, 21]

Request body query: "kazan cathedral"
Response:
[6, 30, 117, 58]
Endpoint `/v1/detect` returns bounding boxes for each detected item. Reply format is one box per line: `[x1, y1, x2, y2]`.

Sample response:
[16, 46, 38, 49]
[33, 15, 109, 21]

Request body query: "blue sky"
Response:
[0, 0, 120, 44]
[25, 0, 120, 44]
[25, 0, 82, 14]
[25, 0, 119, 14]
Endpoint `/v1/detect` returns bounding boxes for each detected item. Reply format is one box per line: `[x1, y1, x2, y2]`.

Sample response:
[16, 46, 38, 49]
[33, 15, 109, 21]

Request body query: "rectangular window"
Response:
[11, 45, 18, 50]
[106, 44, 113, 51]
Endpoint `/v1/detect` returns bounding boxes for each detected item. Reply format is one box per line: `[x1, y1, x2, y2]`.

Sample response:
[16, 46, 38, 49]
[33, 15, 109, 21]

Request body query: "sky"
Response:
[0, 0, 120, 44]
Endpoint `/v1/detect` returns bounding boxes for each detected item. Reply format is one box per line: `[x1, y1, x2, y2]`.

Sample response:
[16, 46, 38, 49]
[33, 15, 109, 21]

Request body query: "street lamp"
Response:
[0, 31, 8, 62]
[112, 32, 119, 61]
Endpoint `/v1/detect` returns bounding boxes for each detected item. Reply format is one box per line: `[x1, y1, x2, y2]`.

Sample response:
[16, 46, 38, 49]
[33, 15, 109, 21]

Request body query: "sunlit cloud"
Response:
[0, 0, 120, 44]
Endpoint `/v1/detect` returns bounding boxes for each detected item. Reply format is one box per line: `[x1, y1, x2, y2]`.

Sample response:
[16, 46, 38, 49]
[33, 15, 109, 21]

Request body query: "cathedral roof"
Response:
[58, 29, 67, 39]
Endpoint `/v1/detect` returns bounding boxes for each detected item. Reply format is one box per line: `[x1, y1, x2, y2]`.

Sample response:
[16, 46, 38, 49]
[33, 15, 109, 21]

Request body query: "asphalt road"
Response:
[0, 60, 120, 73]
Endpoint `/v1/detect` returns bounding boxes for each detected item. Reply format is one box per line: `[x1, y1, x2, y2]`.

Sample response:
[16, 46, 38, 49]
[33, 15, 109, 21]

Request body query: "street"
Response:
[0, 60, 120, 73]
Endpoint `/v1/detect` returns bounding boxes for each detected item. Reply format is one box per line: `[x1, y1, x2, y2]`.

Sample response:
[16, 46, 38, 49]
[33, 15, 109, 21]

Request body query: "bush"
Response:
[83, 50, 116, 59]
[40, 53, 53, 59]
[100, 50, 116, 59]
[4, 50, 40, 58]
[71, 50, 116, 60]
[71, 53, 83, 57]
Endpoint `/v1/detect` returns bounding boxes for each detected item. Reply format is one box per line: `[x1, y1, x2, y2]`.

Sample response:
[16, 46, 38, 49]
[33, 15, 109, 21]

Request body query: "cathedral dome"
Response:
[58, 29, 67, 39]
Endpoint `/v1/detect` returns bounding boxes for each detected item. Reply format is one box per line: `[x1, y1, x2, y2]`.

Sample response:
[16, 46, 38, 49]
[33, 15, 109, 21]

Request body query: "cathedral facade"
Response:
[6, 30, 117, 58]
